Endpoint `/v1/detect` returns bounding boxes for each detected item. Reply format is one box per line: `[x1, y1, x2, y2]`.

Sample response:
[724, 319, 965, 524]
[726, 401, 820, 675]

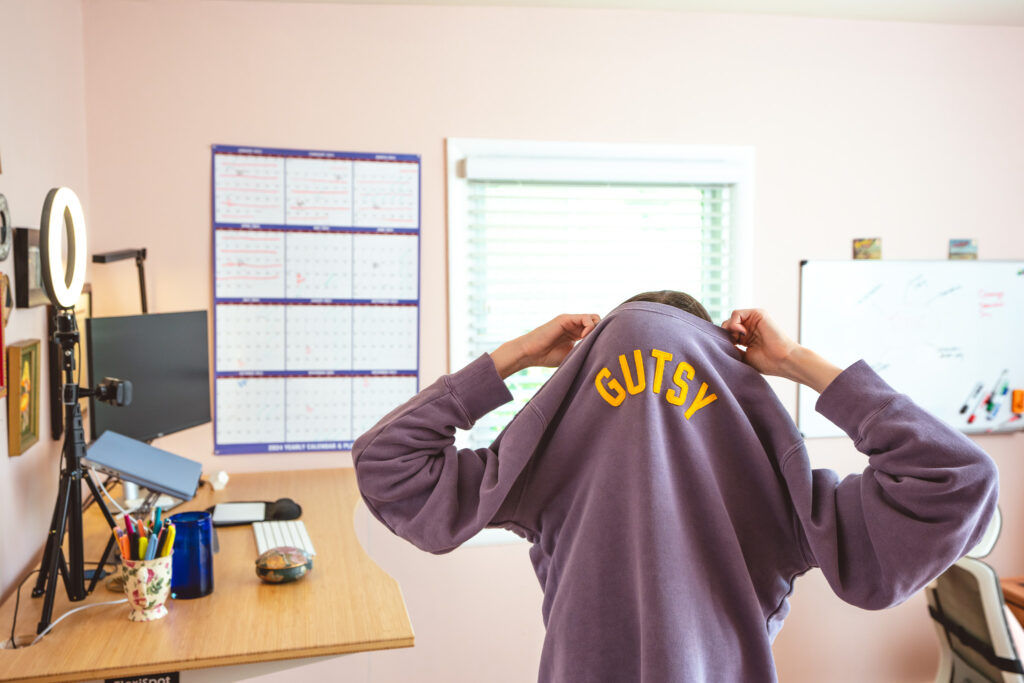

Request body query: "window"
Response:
[447, 139, 753, 449]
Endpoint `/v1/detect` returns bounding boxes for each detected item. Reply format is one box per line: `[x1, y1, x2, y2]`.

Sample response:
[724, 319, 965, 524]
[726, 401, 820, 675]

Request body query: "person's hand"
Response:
[721, 308, 841, 393]
[720, 309, 799, 377]
[491, 314, 601, 379]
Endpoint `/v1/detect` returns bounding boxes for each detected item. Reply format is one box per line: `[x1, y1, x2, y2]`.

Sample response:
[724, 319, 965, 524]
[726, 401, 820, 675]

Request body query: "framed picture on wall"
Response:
[1, 273, 12, 327]
[0, 273, 11, 400]
[14, 228, 49, 308]
[0, 305, 6, 400]
[47, 284, 92, 440]
[8, 339, 41, 456]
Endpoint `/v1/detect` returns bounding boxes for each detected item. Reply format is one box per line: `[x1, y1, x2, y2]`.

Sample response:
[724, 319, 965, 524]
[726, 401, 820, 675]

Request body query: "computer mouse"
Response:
[267, 497, 302, 520]
[256, 546, 313, 583]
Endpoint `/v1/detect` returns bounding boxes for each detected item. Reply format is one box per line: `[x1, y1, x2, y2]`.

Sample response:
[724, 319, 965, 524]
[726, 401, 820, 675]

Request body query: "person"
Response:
[352, 291, 998, 682]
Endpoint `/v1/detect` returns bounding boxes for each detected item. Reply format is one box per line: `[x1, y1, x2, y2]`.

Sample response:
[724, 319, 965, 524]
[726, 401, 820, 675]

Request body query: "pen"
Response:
[162, 524, 176, 557]
[984, 370, 1009, 411]
[967, 393, 991, 424]
[153, 506, 162, 532]
[959, 382, 983, 414]
[139, 536, 149, 562]
[115, 528, 128, 559]
[987, 383, 1010, 420]
[145, 532, 158, 560]
[155, 520, 170, 557]
[125, 519, 136, 557]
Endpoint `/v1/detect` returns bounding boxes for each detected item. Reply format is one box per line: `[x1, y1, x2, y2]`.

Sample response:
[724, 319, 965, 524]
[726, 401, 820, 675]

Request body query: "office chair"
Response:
[927, 508, 1024, 683]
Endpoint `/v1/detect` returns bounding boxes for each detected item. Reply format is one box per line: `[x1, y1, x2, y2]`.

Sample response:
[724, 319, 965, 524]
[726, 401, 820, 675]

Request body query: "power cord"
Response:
[88, 467, 128, 516]
[5, 561, 117, 649]
[30, 597, 127, 646]
[5, 568, 38, 649]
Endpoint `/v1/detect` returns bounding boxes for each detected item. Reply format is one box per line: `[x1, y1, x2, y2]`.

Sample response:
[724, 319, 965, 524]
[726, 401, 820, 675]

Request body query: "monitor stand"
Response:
[117, 482, 183, 516]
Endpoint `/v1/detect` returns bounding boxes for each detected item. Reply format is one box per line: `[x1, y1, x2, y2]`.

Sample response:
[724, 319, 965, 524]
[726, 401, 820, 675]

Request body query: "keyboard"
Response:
[253, 520, 316, 557]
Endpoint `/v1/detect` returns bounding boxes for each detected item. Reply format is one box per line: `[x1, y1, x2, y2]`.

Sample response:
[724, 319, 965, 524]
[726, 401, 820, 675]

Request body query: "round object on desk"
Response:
[256, 546, 313, 584]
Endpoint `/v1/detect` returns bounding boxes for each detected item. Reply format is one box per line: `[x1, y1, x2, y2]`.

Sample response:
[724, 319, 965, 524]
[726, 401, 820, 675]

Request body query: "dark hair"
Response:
[620, 290, 712, 323]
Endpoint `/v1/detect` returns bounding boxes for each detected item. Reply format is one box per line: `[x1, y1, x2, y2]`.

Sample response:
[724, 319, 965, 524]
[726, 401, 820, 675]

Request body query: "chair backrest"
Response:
[927, 557, 1024, 683]
[967, 507, 1003, 560]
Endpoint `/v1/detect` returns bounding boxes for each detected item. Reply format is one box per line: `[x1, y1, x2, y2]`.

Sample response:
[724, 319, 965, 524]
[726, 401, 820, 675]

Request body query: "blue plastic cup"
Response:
[169, 511, 214, 599]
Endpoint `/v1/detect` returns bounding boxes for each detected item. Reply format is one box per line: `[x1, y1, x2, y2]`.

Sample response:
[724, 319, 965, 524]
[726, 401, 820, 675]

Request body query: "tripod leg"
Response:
[87, 534, 117, 594]
[37, 470, 73, 634]
[83, 470, 120, 594]
[31, 487, 66, 598]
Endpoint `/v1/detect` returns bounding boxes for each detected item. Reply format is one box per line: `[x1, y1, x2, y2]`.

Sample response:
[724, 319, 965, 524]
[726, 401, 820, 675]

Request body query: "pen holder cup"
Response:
[121, 554, 173, 622]
[170, 511, 215, 599]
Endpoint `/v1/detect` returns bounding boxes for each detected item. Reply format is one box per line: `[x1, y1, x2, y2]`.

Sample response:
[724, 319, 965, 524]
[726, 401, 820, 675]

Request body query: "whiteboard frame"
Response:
[798, 259, 1024, 439]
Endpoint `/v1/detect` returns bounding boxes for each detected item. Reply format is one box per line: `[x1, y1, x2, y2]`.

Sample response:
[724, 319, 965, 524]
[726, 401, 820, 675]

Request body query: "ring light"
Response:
[40, 187, 88, 309]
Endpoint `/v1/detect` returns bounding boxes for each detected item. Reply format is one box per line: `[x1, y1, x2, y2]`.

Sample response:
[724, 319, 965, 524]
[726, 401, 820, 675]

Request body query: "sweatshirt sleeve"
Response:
[351, 354, 519, 554]
[782, 360, 999, 610]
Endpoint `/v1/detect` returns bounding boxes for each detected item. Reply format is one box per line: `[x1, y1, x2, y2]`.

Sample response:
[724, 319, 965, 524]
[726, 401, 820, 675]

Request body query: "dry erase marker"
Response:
[985, 370, 1009, 409]
[970, 369, 1009, 424]
[1013, 389, 1024, 415]
[967, 392, 992, 424]
[987, 384, 1010, 420]
[959, 382, 984, 413]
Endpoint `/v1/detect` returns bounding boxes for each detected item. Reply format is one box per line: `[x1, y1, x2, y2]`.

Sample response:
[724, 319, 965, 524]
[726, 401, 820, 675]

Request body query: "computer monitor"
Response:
[87, 310, 211, 443]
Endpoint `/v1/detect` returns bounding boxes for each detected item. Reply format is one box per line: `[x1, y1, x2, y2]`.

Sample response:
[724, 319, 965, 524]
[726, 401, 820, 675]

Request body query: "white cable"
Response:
[30, 599, 127, 646]
[88, 467, 127, 516]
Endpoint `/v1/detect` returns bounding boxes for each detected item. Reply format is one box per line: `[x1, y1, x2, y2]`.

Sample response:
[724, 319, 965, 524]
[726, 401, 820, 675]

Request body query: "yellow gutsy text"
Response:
[594, 348, 718, 419]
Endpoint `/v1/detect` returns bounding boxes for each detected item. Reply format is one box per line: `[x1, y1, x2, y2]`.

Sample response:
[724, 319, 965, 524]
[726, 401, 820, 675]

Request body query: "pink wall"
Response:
[4, 0, 1024, 680]
[0, 0, 89, 600]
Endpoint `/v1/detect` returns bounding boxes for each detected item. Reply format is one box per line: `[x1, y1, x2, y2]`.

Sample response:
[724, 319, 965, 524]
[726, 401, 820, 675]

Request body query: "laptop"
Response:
[83, 431, 203, 501]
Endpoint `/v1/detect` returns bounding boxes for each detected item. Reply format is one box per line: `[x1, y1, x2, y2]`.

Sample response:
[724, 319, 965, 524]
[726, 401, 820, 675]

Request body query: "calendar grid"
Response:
[212, 144, 420, 455]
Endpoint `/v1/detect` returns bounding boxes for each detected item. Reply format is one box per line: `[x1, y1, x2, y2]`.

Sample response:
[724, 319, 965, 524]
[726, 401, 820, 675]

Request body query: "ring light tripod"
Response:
[30, 188, 131, 635]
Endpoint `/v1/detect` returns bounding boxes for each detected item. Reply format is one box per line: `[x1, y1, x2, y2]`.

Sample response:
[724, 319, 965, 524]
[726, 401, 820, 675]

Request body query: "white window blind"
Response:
[448, 140, 753, 449]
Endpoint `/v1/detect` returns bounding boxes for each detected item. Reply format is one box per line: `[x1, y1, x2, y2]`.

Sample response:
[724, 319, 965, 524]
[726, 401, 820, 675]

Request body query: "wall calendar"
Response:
[211, 144, 420, 454]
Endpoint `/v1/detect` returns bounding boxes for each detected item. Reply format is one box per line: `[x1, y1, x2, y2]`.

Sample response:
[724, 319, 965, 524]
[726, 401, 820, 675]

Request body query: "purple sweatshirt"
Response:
[353, 302, 998, 682]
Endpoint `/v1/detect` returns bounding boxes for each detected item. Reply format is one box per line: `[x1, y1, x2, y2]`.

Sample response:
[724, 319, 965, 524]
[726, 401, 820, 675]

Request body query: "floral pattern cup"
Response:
[122, 554, 173, 622]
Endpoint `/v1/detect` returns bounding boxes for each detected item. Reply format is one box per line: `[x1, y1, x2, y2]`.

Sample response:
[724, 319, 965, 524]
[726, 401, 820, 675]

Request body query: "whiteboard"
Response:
[798, 260, 1024, 438]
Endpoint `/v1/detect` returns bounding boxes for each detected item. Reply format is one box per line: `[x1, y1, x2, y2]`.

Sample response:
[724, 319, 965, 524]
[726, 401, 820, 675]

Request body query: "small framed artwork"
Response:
[14, 228, 49, 308]
[47, 284, 92, 440]
[852, 237, 882, 260]
[8, 339, 41, 456]
[0, 308, 5, 399]
[0, 273, 12, 326]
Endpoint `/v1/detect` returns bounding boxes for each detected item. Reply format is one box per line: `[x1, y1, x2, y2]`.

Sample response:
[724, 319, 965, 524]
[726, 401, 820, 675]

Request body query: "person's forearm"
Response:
[491, 339, 528, 379]
[779, 346, 843, 393]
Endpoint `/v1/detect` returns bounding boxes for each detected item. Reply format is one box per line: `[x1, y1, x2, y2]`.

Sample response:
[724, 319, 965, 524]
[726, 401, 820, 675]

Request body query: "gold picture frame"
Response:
[8, 339, 40, 456]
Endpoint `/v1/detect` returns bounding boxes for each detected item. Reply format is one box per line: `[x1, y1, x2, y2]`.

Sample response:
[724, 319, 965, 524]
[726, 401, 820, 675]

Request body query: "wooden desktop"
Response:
[1000, 577, 1024, 627]
[0, 468, 414, 682]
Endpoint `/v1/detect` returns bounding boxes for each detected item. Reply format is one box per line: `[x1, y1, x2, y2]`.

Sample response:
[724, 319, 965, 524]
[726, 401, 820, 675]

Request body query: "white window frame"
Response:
[445, 139, 754, 547]
[446, 138, 755, 376]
